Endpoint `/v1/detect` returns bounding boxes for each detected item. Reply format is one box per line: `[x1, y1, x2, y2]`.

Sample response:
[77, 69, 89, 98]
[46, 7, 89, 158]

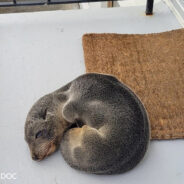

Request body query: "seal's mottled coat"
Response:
[25, 73, 150, 174]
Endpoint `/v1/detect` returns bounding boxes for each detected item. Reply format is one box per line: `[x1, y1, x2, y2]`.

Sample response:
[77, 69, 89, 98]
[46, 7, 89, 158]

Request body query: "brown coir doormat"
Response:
[82, 29, 184, 140]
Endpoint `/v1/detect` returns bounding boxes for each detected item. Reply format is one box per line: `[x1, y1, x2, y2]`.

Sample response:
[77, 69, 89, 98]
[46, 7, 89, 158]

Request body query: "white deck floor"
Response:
[0, 0, 184, 183]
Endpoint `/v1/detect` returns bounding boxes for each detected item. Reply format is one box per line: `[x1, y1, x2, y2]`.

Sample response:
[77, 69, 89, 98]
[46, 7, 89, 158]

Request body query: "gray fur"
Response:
[25, 73, 150, 174]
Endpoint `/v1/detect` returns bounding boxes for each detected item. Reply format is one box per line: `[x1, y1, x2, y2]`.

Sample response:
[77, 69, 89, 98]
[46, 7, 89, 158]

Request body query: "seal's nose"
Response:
[32, 154, 39, 161]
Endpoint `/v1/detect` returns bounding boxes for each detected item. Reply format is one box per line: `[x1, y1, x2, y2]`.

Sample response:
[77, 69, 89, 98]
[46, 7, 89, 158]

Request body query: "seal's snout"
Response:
[32, 153, 39, 161]
[29, 141, 57, 161]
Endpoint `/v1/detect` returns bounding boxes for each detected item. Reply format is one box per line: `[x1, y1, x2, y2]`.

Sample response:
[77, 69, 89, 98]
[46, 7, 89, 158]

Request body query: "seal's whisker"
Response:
[38, 135, 57, 154]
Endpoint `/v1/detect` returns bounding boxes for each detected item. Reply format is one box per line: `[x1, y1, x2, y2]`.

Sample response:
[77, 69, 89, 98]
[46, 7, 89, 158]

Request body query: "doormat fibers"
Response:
[82, 29, 184, 140]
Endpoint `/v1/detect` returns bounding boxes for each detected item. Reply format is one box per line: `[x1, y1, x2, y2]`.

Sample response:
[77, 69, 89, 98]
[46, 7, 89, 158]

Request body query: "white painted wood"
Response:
[79, 0, 162, 9]
[79, 3, 90, 9]
[117, 0, 160, 7]
[163, 0, 184, 27]
[80, 2, 108, 9]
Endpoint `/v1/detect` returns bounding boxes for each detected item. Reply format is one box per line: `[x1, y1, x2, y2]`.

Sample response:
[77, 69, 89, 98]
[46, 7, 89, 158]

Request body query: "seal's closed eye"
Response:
[35, 129, 47, 139]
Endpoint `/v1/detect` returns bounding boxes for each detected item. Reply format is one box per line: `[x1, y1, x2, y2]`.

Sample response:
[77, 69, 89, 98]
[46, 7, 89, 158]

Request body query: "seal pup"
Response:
[25, 73, 150, 174]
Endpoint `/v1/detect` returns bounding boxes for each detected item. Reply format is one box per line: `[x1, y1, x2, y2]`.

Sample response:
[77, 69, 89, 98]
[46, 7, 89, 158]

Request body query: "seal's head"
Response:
[24, 95, 66, 161]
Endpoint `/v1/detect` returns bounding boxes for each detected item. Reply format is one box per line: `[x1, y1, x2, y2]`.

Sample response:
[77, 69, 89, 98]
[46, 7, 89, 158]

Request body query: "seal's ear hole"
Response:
[39, 109, 47, 120]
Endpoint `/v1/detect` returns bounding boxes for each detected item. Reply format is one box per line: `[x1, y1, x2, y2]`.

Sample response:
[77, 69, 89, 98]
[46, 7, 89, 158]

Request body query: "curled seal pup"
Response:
[25, 73, 150, 174]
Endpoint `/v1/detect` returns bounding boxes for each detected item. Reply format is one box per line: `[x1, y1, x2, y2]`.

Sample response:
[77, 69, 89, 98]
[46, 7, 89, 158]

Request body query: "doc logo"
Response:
[1, 172, 17, 180]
